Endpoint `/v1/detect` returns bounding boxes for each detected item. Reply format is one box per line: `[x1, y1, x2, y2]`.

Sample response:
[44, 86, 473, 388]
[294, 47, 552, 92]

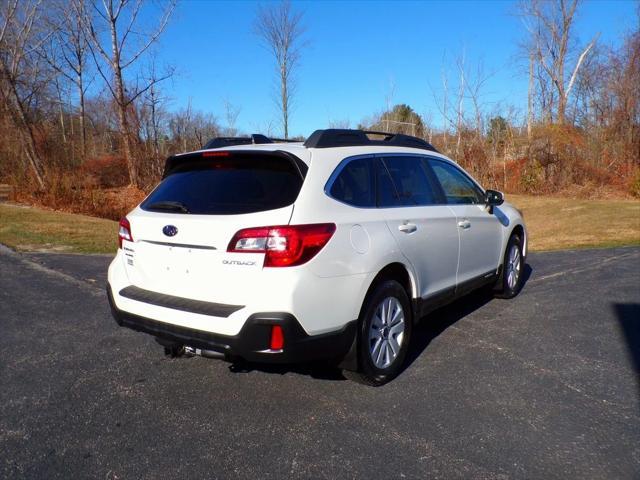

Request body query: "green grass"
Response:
[1, 195, 639, 254]
[0, 203, 116, 254]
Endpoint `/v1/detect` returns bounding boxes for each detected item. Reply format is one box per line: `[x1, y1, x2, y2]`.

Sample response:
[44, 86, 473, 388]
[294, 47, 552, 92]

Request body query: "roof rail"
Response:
[269, 137, 302, 143]
[303, 129, 438, 152]
[203, 134, 273, 149]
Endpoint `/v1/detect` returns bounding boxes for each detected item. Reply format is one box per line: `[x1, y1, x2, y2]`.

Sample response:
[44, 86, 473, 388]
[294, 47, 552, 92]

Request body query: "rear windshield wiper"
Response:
[145, 201, 190, 213]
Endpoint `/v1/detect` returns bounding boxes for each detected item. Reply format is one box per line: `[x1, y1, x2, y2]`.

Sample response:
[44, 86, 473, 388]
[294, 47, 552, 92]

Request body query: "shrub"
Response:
[630, 170, 640, 198]
[81, 156, 129, 188]
[519, 161, 544, 193]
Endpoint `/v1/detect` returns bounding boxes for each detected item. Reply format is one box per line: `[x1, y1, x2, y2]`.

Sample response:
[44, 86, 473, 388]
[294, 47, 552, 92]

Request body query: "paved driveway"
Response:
[1, 246, 639, 479]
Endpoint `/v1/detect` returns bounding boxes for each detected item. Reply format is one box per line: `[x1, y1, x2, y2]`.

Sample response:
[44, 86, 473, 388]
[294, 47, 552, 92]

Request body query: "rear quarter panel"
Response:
[289, 148, 420, 297]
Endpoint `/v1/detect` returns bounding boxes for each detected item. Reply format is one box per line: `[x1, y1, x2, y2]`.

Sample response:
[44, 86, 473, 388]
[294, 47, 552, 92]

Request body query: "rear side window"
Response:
[428, 159, 484, 205]
[142, 155, 303, 215]
[329, 157, 375, 207]
[377, 156, 437, 207]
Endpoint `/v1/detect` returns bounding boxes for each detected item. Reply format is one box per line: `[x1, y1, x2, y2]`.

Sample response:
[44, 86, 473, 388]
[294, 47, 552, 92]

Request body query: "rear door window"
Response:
[329, 157, 375, 207]
[377, 156, 437, 207]
[142, 154, 303, 215]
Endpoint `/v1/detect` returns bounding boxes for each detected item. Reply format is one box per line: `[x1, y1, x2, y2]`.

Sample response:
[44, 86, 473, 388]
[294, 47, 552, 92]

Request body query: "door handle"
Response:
[457, 219, 471, 230]
[398, 223, 417, 234]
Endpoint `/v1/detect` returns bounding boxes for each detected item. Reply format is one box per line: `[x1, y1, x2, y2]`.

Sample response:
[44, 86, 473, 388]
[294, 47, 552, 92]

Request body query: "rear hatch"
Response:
[122, 150, 307, 305]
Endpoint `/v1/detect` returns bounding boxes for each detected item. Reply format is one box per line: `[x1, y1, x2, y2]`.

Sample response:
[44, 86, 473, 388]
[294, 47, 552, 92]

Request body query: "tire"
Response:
[344, 280, 413, 386]
[495, 234, 524, 299]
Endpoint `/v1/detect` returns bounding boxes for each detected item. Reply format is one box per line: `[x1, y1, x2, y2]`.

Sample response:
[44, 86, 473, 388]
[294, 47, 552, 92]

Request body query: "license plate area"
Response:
[130, 242, 220, 289]
[127, 240, 264, 303]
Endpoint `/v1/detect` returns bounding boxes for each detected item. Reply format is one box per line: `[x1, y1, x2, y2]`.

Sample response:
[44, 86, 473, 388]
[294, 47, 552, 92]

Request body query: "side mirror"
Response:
[485, 189, 504, 207]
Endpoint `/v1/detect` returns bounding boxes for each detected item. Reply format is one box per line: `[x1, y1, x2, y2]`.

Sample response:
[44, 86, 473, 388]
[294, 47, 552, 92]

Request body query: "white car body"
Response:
[107, 130, 527, 372]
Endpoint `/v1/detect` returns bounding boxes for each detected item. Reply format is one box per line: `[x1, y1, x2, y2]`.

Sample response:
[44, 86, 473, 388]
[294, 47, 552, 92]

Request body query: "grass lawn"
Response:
[507, 194, 640, 251]
[0, 195, 639, 254]
[0, 203, 116, 254]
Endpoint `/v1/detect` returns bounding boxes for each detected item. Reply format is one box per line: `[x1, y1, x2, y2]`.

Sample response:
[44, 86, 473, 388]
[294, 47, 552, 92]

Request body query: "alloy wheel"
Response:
[506, 244, 521, 290]
[368, 296, 405, 369]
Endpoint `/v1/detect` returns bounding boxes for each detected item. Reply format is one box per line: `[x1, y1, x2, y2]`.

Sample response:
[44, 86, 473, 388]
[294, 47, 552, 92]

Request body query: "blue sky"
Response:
[152, 0, 637, 138]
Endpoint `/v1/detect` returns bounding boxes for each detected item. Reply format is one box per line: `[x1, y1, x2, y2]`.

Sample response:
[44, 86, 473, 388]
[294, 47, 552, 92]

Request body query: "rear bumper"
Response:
[107, 283, 356, 364]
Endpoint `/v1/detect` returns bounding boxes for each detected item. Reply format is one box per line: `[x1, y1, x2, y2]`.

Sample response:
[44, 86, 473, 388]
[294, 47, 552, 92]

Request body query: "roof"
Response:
[191, 129, 438, 155]
[171, 130, 448, 171]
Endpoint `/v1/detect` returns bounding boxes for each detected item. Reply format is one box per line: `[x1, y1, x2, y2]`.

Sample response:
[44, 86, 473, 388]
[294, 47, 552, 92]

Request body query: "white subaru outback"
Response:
[107, 129, 527, 385]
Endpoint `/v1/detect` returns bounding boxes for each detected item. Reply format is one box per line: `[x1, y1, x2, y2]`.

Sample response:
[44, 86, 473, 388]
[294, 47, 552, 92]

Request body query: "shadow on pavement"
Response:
[230, 263, 534, 383]
[521, 262, 534, 285]
[403, 288, 495, 370]
[614, 303, 640, 379]
[402, 263, 533, 372]
[227, 359, 347, 381]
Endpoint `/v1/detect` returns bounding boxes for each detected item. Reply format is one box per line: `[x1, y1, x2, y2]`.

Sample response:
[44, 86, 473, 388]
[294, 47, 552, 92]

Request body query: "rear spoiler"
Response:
[162, 150, 308, 180]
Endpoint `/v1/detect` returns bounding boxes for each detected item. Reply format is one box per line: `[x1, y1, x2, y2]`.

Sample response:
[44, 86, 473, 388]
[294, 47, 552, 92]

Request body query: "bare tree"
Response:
[384, 77, 396, 132]
[465, 59, 494, 140]
[52, 75, 68, 145]
[141, 61, 167, 161]
[63, 0, 91, 159]
[81, 0, 175, 185]
[574, 30, 640, 167]
[249, 119, 277, 138]
[255, 0, 306, 139]
[527, 52, 534, 139]
[327, 118, 350, 129]
[520, 0, 599, 124]
[441, 64, 450, 151]
[455, 51, 465, 157]
[0, 0, 51, 189]
[427, 53, 451, 152]
[223, 98, 241, 136]
[168, 103, 220, 152]
[422, 110, 434, 143]
[42, 0, 92, 160]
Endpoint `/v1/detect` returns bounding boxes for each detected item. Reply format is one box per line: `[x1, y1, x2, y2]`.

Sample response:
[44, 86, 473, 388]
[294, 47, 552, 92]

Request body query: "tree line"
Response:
[363, 0, 639, 197]
[0, 0, 638, 213]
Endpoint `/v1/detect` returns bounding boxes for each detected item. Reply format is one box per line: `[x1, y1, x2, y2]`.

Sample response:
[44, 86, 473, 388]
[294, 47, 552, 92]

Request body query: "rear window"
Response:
[142, 155, 304, 215]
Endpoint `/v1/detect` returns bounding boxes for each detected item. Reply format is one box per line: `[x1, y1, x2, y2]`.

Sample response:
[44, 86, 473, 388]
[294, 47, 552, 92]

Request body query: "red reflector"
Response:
[270, 325, 284, 350]
[202, 151, 231, 157]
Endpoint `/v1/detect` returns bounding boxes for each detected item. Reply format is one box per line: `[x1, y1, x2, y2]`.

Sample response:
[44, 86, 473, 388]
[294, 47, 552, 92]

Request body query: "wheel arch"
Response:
[366, 262, 416, 302]
[510, 223, 527, 257]
[358, 262, 419, 327]
[339, 261, 417, 372]
[495, 223, 527, 289]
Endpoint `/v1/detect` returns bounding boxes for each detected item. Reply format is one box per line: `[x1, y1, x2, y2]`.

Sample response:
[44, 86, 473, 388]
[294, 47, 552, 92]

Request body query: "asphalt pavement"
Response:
[1, 245, 639, 479]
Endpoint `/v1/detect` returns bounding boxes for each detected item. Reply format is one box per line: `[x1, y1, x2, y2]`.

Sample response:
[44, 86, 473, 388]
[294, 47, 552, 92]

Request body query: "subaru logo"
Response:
[162, 225, 178, 237]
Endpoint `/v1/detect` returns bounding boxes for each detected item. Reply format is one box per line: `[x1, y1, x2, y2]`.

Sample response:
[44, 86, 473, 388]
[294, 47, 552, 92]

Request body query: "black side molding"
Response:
[413, 269, 499, 320]
[118, 286, 244, 318]
[455, 269, 499, 297]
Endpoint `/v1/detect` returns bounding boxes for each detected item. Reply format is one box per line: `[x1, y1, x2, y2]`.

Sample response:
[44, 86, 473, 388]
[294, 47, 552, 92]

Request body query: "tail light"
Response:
[227, 223, 336, 267]
[118, 217, 133, 248]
